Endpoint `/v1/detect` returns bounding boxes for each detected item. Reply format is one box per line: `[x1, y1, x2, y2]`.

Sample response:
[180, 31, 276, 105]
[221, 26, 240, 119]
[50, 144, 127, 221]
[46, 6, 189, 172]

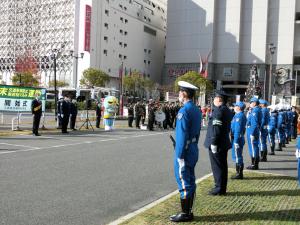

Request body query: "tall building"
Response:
[0, 0, 92, 89]
[90, 0, 167, 89]
[164, 0, 300, 99]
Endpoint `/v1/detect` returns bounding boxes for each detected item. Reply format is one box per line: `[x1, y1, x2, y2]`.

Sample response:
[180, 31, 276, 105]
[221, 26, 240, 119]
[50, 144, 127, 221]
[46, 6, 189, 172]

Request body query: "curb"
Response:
[107, 173, 213, 225]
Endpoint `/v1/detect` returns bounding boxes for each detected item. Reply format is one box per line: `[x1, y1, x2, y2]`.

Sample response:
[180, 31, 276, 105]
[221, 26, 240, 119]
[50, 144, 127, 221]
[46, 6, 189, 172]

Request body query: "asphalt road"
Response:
[0, 128, 297, 225]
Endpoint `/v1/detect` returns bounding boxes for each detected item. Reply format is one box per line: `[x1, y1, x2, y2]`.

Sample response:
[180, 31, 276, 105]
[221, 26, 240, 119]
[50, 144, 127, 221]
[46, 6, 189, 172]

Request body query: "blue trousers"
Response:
[277, 128, 285, 144]
[259, 129, 268, 151]
[174, 157, 196, 199]
[247, 129, 259, 158]
[285, 125, 291, 140]
[297, 137, 300, 186]
[231, 139, 244, 165]
[268, 128, 276, 148]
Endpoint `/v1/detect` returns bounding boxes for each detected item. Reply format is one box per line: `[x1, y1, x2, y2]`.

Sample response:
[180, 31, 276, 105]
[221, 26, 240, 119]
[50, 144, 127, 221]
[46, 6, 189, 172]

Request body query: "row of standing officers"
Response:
[169, 80, 297, 222]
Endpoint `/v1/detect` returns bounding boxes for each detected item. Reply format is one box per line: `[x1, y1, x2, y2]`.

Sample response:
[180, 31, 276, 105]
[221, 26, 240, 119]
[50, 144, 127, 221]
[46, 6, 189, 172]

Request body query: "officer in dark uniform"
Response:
[292, 106, 298, 139]
[95, 100, 102, 128]
[69, 99, 78, 130]
[60, 96, 70, 133]
[147, 102, 155, 131]
[127, 104, 134, 127]
[170, 81, 201, 222]
[31, 93, 42, 136]
[204, 90, 233, 195]
[57, 97, 63, 129]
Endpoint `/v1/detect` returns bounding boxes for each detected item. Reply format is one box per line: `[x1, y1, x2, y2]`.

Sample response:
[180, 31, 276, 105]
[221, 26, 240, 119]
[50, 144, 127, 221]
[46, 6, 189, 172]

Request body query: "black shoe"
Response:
[62, 131, 69, 134]
[260, 151, 267, 162]
[72, 128, 77, 131]
[34, 133, 41, 136]
[282, 143, 286, 147]
[275, 143, 282, 151]
[208, 188, 226, 196]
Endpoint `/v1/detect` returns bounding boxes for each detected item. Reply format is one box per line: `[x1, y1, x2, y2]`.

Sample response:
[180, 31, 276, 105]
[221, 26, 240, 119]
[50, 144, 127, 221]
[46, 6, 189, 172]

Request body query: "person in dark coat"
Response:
[31, 93, 42, 136]
[60, 96, 70, 133]
[96, 100, 102, 128]
[127, 104, 134, 127]
[135, 102, 143, 128]
[69, 99, 78, 130]
[148, 102, 155, 131]
[57, 97, 63, 129]
[204, 90, 233, 195]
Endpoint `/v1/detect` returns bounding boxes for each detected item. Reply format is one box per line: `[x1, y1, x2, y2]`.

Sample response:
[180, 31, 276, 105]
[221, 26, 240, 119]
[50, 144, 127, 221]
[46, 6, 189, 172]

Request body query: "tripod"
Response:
[79, 108, 94, 131]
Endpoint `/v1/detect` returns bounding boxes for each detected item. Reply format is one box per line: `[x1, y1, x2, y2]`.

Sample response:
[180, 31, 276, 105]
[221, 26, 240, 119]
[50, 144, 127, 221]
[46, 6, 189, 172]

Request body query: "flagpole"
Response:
[120, 62, 124, 116]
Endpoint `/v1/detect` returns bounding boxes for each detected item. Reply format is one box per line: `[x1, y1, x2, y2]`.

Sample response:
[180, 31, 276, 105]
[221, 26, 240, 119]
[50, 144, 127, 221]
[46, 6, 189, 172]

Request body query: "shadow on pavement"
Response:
[194, 209, 300, 223]
[259, 167, 297, 171]
[226, 189, 299, 197]
[243, 176, 296, 180]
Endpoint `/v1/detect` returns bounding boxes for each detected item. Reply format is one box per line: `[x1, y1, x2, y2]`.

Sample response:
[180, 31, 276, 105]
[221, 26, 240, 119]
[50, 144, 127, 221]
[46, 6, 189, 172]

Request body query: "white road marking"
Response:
[0, 132, 168, 155]
[0, 142, 40, 149]
[107, 173, 213, 225]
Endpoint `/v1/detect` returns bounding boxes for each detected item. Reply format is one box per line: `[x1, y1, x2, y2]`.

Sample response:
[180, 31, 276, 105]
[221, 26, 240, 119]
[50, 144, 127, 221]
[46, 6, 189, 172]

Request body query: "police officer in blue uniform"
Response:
[231, 101, 247, 179]
[276, 104, 285, 151]
[204, 90, 233, 195]
[259, 99, 270, 162]
[246, 97, 262, 170]
[268, 105, 278, 155]
[286, 106, 293, 143]
[170, 81, 201, 222]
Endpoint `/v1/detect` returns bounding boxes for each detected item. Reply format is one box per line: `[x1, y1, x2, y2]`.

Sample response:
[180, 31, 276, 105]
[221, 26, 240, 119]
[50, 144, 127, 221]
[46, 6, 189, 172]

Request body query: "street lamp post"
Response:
[268, 43, 276, 103]
[70, 51, 84, 88]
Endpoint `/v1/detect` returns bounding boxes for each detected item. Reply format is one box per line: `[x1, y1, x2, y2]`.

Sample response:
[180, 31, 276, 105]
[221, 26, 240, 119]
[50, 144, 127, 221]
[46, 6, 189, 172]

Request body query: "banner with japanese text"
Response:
[0, 85, 46, 112]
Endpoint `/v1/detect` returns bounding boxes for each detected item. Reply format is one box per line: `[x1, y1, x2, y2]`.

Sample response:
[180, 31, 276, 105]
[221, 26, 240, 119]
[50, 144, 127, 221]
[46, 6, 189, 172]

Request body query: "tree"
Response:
[11, 72, 40, 87]
[245, 65, 262, 102]
[48, 80, 69, 88]
[174, 71, 213, 95]
[80, 68, 110, 88]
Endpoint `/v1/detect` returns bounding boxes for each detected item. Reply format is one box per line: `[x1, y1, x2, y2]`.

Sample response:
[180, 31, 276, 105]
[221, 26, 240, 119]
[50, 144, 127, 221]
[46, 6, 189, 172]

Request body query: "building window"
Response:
[104, 23, 108, 28]
[119, 4, 123, 9]
[103, 50, 108, 56]
[144, 25, 156, 36]
[148, 18, 151, 22]
[124, 31, 128, 35]
[144, 49, 147, 53]
[120, 29, 123, 34]
[105, 9, 109, 16]
[125, 19, 128, 23]
[124, 43, 127, 48]
[119, 42, 123, 47]
[108, 68, 111, 72]
[120, 17, 123, 22]
[124, 7, 127, 11]
[119, 54, 122, 59]
[137, 12, 140, 17]
[148, 50, 151, 54]
[124, 55, 127, 60]
[104, 36, 108, 41]
[148, 61, 151, 65]
[144, 60, 146, 64]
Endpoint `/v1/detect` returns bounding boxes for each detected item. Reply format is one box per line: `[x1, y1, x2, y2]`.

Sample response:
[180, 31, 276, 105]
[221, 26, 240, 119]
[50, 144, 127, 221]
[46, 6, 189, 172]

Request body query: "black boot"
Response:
[261, 150, 267, 162]
[276, 143, 283, 151]
[170, 197, 194, 222]
[254, 157, 259, 170]
[269, 145, 275, 155]
[246, 157, 255, 170]
[232, 164, 243, 179]
[282, 141, 286, 147]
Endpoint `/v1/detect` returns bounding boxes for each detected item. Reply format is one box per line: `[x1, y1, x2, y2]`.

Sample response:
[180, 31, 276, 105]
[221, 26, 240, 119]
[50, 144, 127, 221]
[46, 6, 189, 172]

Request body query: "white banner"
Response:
[0, 98, 45, 112]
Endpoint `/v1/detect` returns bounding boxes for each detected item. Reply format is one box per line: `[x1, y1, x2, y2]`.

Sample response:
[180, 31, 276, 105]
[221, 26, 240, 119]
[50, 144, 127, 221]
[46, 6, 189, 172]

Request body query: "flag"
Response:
[199, 53, 203, 74]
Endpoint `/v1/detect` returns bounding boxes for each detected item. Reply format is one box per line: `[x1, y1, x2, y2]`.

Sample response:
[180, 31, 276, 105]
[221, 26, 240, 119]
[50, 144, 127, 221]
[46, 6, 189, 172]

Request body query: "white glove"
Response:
[234, 143, 239, 149]
[296, 150, 300, 159]
[211, 145, 218, 154]
[178, 158, 185, 168]
[61, 114, 64, 118]
[250, 135, 255, 142]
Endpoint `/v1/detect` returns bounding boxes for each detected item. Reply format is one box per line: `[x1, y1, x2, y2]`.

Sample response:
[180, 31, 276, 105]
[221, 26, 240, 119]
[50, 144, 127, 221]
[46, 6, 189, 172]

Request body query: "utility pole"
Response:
[268, 43, 276, 103]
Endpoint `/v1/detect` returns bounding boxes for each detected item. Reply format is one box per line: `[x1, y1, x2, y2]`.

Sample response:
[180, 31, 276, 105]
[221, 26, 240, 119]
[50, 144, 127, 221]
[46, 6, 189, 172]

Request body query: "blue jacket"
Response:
[175, 101, 201, 160]
[268, 111, 278, 131]
[246, 106, 262, 137]
[277, 112, 284, 129]
[287, 110, 293, 126]
[261, 107, 270, 129]
[231, 111, 247, 144]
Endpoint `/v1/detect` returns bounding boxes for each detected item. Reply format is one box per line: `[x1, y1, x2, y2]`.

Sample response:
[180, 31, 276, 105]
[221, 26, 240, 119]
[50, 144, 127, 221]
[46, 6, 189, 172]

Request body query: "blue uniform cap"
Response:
[259, 99, 268, 105]
[234, 101, 245, 110]
[250, 97, 259, 103]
